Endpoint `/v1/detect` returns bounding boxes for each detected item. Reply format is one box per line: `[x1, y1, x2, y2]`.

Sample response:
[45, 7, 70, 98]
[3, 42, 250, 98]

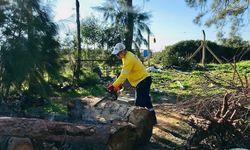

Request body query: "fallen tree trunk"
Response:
[0, 117, 137, 143]
[0, 97, 154, 149]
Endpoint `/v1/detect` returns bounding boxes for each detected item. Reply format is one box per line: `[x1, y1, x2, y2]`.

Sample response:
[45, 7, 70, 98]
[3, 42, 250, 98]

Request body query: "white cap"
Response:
[112, 43, 125, 55]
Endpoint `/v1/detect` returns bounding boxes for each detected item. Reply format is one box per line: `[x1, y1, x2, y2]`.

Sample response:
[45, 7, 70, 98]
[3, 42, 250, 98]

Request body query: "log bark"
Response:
[108, 107, 153, 149]
[5, 137, 33, 150]
[0, 98, 154, 149]
[0, 117, 136, 144]
[0, 136, 34, 150]
[128, 107, 153, 145]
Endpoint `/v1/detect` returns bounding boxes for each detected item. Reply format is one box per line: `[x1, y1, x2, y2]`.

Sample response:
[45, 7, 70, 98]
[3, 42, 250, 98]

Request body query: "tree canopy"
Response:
[0, 0, 60, 98]
[185, 0, 250, 41]
[94, 0, 152, 54]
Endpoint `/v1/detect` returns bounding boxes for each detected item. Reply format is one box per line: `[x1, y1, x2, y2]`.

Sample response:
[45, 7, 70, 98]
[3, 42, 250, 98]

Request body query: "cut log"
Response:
[0, 136, 34, 150]
[128, 107, 153, 145]
[7, 137, 33, 150]
[0, 117, 135, 144]
[0, 97, 154, 149]
[108, 107, 153, 149]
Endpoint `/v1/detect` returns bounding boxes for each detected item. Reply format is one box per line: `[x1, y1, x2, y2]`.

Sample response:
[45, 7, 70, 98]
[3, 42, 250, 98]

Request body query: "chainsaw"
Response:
[93, 88, 118, 107]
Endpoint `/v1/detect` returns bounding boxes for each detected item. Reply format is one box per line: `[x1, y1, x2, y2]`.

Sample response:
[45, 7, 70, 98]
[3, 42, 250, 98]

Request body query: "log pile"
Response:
[0, 97, 154, 150]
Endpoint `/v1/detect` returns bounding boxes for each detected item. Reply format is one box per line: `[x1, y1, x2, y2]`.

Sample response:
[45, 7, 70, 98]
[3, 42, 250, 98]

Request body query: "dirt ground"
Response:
[145, 102, 192, 150]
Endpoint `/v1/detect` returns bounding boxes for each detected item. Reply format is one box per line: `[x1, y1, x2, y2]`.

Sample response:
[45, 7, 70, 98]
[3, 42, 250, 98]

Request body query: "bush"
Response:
[78, 71, 100, 87]
[152, 40, 250, 69]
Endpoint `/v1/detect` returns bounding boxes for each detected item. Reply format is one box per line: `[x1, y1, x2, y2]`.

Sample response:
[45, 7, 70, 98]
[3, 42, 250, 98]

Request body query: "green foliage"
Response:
[25, 100, 67, 114]
[221, 37, 250, 61]
[152, 40, 200, 69]
[185, 0, 250, 40]
[207, 61, 250, 74]
[151, 61, 250, 102]
[94, 0, 152, 53]
[153, 41, 198, 69]
[81, 17, 103, 47]
[0, 0, 60, 98]
[102, 25, 126, 49]
[221, 36, 249, 48]
[79, 71, 101, 87]
[152, 40, 250, 69]
[54, 84, 106, 98]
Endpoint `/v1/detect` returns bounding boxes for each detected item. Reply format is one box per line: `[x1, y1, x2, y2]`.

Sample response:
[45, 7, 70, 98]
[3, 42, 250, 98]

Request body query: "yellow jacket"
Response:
[113, 51, 149, 87]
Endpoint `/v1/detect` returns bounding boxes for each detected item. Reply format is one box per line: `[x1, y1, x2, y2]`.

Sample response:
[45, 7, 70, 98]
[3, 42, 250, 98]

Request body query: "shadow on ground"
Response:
[146, 103, 192, 150]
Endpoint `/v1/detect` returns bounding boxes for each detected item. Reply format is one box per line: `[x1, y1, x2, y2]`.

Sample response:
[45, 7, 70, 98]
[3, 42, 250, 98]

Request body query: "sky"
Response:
[51, 0, 250, 52]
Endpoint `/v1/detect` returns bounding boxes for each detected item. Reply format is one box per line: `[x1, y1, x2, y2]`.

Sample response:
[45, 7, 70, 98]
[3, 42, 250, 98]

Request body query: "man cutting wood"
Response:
[107, 43, 157, 125]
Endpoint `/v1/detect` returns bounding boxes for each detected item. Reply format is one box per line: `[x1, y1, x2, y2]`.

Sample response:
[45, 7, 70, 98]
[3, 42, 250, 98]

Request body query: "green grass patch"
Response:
[53, 84, 106, 98]
[30, 84, 106, 114]
[150, 61, 250, 102]
[25, 101, 68, 114]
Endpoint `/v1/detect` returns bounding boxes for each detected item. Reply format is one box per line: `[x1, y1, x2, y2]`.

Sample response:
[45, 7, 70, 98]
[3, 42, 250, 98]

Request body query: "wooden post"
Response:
[206, 45, 222, 64]
[188, 30, 222, 66]
[188, 44, 203, 60]
[201, 30, 206, 66]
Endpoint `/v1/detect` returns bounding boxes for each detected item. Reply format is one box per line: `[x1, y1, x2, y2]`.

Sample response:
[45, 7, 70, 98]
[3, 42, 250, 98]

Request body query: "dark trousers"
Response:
[135, 76, 154, 110]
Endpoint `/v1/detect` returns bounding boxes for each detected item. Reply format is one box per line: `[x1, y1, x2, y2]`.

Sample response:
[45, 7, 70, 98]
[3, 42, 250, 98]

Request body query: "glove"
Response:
[107, 84, 122, 93]
[114, 84, 123, 92]
[107, 84, 114, 93]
